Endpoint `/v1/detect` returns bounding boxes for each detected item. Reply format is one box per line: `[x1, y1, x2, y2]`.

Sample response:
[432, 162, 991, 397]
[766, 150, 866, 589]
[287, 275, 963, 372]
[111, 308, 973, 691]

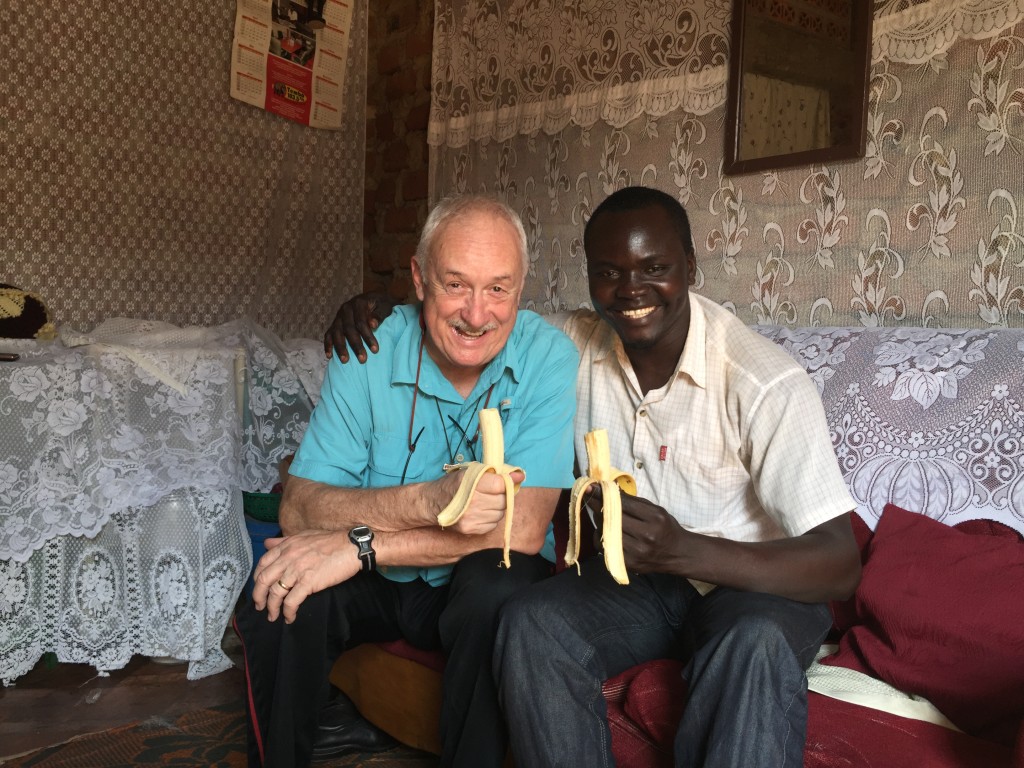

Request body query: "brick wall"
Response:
[363, 0, 434, 301]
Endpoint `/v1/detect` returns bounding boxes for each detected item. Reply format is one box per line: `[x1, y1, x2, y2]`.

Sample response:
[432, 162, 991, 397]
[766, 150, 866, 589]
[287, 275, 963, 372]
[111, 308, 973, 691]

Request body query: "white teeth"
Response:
[450, 321, 497, 338]
[621, 307, 655, 319]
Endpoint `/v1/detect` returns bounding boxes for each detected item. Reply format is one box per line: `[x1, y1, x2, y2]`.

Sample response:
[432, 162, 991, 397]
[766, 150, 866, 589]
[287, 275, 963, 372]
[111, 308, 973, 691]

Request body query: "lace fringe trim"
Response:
[428, 67, 727, 149]
[874, 0, 1024, 63]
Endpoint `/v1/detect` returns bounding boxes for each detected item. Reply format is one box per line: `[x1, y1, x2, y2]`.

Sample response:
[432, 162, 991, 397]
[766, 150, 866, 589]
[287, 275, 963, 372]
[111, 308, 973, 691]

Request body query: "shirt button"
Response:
[638, 409, 647, 417]
[636, 460, 644, 470]
[455, 453, 464, 463]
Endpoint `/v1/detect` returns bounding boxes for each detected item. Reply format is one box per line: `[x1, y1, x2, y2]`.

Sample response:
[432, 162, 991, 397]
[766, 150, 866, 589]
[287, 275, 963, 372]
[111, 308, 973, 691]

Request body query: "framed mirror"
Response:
[724, 0, 873, 175]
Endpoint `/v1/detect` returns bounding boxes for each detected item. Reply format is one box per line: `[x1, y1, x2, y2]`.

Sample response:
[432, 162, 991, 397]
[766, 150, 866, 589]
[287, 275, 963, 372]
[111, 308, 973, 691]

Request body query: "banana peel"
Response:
[437, 408, 523, 567]
[565, 428, 636, 584]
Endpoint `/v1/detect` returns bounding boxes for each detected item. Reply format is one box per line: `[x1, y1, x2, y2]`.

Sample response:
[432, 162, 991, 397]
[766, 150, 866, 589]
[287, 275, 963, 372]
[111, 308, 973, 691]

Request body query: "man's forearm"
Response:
[373, 527, 498, 567]
[375, 486, 561, 565]
[281, 478, 560, 564]
[279, 475, 441, 535]
[660, 515, 861, 603]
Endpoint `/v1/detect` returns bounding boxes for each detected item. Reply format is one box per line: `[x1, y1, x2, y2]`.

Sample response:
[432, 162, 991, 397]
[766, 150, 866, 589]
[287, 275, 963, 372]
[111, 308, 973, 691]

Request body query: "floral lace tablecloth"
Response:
[0, 319, 326, 684]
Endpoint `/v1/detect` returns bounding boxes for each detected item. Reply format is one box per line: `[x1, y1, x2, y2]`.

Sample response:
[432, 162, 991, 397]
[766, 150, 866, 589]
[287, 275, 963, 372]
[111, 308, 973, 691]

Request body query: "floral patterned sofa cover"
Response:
[333, 323, 1024, 768]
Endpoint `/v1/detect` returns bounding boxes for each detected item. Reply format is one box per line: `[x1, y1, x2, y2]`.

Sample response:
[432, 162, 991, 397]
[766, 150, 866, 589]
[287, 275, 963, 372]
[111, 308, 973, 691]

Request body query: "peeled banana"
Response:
[565, 428, 637, 584]
[437, 408, 523, 567]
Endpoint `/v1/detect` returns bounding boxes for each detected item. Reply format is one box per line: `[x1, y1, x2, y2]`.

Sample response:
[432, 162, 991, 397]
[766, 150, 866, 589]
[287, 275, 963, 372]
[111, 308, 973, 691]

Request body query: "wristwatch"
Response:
[348, 525, 376, 573]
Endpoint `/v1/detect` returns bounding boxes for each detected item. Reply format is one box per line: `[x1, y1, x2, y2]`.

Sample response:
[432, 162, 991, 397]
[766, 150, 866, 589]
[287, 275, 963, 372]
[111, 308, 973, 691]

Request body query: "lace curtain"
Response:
[427, 0, 1024, 329]
[429, 0, 1024, 146]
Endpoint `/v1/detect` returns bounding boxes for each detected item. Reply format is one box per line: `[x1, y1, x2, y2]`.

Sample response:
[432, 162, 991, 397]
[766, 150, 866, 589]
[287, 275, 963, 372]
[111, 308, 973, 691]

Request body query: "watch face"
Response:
[350, 525, 372, 544]
[348, 525, 375, 572]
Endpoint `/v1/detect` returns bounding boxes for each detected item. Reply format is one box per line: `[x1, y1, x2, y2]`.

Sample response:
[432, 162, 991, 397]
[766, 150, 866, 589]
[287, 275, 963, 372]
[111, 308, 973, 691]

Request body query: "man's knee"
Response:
[235, 594, 283, 651]
[493, 584, 564, 680]
[698, 593, 829, 664]
[238, 587, 342, 659]
[710, 611, 822, 676]
[722, 614, 789, 654]
[498, 574, 581, 653]
[451, 550, 550, 607]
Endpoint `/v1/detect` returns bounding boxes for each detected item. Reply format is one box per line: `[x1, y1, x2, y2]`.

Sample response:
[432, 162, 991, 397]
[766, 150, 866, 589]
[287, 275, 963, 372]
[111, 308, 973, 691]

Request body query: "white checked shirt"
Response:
[551, 294, 854, 590]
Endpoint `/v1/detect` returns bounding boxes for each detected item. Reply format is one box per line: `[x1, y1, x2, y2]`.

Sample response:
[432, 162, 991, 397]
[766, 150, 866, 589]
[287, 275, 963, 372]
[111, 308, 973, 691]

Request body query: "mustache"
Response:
[449, 318, 498, 334]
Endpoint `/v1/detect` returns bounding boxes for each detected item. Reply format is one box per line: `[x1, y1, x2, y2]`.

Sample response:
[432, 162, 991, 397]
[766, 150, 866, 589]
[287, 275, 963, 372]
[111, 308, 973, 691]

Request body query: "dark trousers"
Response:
[234, 548, 551, 768]
[496, 555, 832, 768]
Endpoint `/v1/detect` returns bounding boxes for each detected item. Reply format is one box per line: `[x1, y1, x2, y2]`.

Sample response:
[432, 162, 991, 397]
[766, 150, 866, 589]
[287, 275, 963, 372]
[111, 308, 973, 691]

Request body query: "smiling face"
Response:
[412, 210, 524, 394]
[585, 203, 697, 362]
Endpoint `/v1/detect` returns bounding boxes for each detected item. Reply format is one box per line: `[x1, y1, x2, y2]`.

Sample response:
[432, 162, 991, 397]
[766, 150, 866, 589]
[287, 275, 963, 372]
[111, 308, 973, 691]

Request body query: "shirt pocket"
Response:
[366, 432, 446, 488]
[669, 455, 751, 527]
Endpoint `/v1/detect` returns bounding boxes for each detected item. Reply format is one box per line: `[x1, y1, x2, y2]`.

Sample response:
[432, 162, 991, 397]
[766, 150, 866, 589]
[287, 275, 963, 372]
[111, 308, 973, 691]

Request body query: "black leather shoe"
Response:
[311, 692, 397, 761]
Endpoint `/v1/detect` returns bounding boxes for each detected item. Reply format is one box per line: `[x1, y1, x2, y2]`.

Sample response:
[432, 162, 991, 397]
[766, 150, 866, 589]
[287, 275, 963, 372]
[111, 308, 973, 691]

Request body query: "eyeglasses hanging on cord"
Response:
[399, 327, 495, 486]
[400, 426, 425, 487]
[433, 386, 494, 466]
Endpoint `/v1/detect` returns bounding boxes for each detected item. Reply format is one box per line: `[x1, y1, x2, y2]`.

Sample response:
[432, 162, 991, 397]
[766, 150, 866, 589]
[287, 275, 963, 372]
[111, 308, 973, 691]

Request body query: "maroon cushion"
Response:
[821, 503, 1024, 745]
[604, 663, 680, 768]
[606, 710, 666, 768]
[603, 667, 1019, 768]
[622, 660, 688, 749]
[805, 692, 1013, 768]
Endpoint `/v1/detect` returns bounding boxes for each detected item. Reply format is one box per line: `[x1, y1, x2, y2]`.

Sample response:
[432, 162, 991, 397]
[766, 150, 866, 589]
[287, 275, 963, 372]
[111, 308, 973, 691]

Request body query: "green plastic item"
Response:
[243, 491, 281, 523]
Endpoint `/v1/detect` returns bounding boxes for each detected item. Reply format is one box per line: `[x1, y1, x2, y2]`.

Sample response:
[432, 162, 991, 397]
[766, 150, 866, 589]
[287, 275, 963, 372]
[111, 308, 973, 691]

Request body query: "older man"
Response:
[327, 186, 859, 767]
[234, 194, 578, 768]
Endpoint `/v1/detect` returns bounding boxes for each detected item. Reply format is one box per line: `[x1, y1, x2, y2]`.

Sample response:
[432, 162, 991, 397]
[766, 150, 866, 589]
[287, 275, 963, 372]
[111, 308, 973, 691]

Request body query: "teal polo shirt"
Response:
[290, 304, 578, 586]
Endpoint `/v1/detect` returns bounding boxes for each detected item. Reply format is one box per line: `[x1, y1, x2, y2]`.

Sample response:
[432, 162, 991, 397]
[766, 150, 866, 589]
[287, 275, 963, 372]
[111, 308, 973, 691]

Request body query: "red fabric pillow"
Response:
[604, 664, 671, 768]
[821, 503, 1024, 745]
[622, 659, 688, 749]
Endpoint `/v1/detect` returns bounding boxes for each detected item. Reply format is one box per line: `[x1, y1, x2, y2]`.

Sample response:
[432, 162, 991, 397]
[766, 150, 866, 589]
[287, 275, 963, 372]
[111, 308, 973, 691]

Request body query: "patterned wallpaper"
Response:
[428, 0, 1024, 330]
[1, 1, 366, 342]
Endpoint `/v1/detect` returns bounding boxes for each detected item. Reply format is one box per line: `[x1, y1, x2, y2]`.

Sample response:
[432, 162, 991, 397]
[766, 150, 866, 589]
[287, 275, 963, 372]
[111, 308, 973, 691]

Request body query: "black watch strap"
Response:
[348, 525, 376, 572]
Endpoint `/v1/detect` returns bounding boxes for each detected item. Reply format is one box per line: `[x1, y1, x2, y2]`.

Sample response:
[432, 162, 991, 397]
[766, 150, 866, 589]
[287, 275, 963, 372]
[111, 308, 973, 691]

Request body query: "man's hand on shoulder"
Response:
[323, 292, 399, 363]
[252, 529, 361, 623]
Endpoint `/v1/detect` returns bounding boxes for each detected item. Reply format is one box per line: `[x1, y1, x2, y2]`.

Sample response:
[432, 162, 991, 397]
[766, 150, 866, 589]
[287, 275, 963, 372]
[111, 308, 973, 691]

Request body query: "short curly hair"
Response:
[584, 186, 695, 257]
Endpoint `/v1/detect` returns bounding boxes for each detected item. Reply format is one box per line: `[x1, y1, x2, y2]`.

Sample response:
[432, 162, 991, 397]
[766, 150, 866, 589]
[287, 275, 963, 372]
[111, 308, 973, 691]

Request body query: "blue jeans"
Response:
[494, 555, 831, 768]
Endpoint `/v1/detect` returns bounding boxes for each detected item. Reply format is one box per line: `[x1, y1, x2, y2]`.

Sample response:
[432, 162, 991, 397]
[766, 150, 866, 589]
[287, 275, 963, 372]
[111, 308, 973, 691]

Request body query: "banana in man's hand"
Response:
[437, 408, 523, 567]
[565, 428, 636, 584]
